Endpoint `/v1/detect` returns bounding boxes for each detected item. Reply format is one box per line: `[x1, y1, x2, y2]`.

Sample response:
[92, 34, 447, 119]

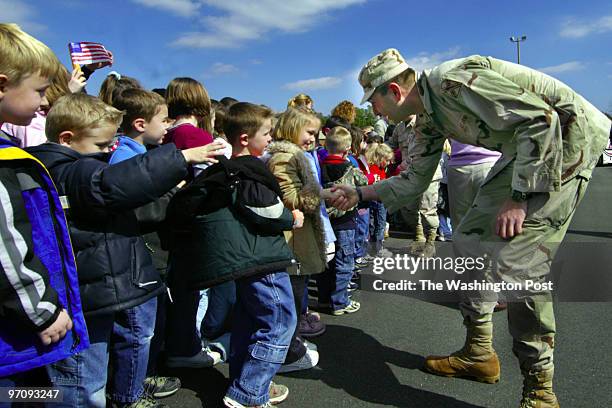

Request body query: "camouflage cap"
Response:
[358, 48, 411, 104]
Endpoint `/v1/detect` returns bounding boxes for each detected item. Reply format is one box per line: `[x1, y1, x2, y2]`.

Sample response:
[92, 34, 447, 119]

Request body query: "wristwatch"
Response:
[355, 186, 364, 202]
[511, 190, 531, 202]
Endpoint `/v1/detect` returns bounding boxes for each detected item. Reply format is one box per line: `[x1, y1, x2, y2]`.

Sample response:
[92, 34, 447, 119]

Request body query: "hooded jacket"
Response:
[266, 141, 327, 276]
[27, 142, 189, 316]
[0, 136, 88, 377]
[166, 155, 296, 289]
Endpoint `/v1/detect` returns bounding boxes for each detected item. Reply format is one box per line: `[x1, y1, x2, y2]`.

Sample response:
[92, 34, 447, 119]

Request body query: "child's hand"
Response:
[38, 309, 73, 346]
[84, 50, 114, 71]
[68, 68, 87, 93]
[182, 140, 227, 164]
[292, 209, 304, 229]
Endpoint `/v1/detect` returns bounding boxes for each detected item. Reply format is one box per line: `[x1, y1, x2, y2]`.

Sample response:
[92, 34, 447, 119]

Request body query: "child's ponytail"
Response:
[99, 71, 141, 106]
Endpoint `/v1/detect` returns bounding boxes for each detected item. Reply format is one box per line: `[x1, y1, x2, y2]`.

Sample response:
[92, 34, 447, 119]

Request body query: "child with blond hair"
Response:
[0, 22, 88, 388]
[29, 92, 224, 407]
[266, 107, 338, 372]
[365, 142, 394, 256]
[317, 126, 367, 315]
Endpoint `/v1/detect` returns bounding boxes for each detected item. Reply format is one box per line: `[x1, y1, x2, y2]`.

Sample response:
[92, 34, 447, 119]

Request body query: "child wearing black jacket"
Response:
[28, 93, 224, 408]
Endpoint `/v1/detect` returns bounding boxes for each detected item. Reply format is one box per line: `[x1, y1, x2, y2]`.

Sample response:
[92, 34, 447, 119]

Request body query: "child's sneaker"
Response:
[299, 316, 325, 338]
[123, 394, 169, 408]
[268, 382, 289, 404]
[302, 338, 318, 351]
[348, 281, 359, 292]
[166, 347, 222, 368]
[223, 382, 288, 407]
[143, 376, 181, 398]
[223, 397, 273, 408]
[276, 349, 319, 373]
[332, 300, 361, 316]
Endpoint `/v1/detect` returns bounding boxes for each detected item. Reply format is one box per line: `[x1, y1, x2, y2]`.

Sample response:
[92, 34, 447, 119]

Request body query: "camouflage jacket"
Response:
[375, 55, 611, 213]
[387, 119, 442, 182]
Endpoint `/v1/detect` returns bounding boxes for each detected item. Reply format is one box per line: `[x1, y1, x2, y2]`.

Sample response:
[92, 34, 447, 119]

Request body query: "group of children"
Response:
[0, 24, 401, 408]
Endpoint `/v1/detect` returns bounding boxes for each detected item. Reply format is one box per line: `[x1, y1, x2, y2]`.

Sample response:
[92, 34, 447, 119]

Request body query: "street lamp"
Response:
[509, 35, 527, 64]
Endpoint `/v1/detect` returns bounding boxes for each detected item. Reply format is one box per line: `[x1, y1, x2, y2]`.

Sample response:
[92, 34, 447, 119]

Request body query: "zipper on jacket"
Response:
[47, 187, 80, 351]
[138, 281, 159, 288]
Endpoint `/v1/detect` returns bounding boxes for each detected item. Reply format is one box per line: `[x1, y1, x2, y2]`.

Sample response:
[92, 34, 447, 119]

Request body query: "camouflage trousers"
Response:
[399, 179, 440, 235]
[454, 158, 591, 372]
[447, 162, 495, 230]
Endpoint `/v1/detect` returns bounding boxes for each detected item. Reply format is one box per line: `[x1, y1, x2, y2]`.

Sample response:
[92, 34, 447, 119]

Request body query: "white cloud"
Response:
[202, 62, 239, 78]
[250, 59, 263, 65]
[164, 0, 366, 48]
[404, 47, 462, 72]
[0, 0, 46, 32]
[131, 0, 200, 17]
[560, 15, 612, 38]
[283, 76, 343, 91]
[210, 62, 239, 74]
[538, 61, 586, 74]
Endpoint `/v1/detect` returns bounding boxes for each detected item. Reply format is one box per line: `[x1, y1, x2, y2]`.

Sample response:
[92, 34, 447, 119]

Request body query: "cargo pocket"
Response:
[527, 175, 588, 229]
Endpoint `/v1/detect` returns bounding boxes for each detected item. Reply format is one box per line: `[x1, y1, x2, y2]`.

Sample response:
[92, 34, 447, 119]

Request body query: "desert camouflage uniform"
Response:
[388, 119, 441, 239]
[373, 55, 612, 373]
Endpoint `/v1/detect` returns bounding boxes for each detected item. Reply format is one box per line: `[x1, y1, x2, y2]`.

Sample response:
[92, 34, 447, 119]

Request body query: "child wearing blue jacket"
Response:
[0, 23, 89, 385]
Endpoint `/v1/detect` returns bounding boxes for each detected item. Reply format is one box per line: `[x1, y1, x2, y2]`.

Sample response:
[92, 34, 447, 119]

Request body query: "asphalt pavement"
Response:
[160, 167, 612, 408]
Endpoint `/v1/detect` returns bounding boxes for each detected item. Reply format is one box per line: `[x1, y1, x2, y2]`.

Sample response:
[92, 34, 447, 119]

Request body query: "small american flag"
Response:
[68, 41, 113, 65]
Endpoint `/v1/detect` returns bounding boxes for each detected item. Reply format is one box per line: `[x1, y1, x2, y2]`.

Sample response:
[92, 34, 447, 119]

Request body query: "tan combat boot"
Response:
[519, 369, 559, 408]
[424, 319, 500, 384]
[414, 223, 426, 242]
[408, 223, 427, 255]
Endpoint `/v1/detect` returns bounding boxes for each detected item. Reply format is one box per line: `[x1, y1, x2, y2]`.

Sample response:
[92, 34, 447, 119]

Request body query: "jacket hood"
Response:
[27, 142, 110, 170]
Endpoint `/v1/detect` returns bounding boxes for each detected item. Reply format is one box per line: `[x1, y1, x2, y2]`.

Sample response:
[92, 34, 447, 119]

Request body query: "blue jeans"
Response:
[110, 297, 157, 403]
[227, 271, 296, 406]
[317, 229, 355, 309]
[46, 298, 157, 407]
[354, 208, 370, 258]
[370, 201, 387, 242]
[438, 214, 452, 239]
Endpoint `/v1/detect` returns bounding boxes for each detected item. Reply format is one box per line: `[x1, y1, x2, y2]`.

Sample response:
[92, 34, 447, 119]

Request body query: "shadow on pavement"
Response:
[162, 365, 228, 407]
[280, 324, 486, 408]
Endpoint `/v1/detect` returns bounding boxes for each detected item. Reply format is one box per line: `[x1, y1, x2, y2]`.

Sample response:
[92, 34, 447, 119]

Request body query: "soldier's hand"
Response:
[292, 209, 304, 229]
[38, 309, 73, 346]
[327, 185, 359, 211]
[495, 199, 527, 239]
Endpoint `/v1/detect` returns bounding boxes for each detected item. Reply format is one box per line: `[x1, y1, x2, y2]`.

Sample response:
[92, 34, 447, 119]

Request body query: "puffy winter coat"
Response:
[166, 155, 297, 289]
[27, 143, 189, 316]
[0, 138, 88, 376]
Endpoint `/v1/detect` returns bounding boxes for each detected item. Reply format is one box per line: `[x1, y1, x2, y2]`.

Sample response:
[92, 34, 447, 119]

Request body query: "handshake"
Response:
[321, 184, 361, 211]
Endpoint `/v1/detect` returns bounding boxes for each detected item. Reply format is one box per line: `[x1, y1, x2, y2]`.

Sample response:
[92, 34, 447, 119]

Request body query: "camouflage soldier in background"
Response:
[330, 48, 612, 407]
[387, 117, 441, 255]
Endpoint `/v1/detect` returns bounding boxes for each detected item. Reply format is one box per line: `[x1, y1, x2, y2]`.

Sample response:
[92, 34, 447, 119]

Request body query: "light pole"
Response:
[509, 35, 527, 64]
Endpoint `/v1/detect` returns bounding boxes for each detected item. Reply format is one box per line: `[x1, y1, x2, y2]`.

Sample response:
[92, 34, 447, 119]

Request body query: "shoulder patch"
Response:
[441, 79, 462, 97]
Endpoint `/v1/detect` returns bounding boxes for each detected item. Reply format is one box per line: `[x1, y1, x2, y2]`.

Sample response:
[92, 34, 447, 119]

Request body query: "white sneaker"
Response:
[276, 349, 319, 373]
[166, 347, 222, 368]
[303, 338, 317, 351]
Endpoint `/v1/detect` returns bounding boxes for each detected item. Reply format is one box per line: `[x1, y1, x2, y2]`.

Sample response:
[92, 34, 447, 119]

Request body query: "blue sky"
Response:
[4, 0, 612, 115]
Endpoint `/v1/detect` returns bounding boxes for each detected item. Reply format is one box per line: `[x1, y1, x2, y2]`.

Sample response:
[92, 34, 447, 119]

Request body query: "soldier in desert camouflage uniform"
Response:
[387, 117, 441, 253]
[330, 48, 611, 408]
